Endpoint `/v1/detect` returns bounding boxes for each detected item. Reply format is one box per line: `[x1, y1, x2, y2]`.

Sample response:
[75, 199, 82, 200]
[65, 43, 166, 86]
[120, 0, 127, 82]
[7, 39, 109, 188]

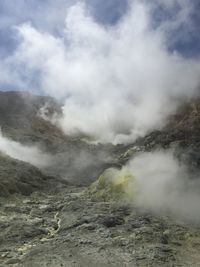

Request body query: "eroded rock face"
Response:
[0, 91, 62, 143]
[0, 91, 122, 186]
[127, 99, 200, 173]
[1, 92, 200, 266]
[0, 153, 67, 197]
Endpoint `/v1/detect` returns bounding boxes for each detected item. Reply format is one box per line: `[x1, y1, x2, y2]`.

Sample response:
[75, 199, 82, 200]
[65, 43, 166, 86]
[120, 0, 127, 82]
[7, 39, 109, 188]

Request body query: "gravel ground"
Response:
[1, 186, 200, 267]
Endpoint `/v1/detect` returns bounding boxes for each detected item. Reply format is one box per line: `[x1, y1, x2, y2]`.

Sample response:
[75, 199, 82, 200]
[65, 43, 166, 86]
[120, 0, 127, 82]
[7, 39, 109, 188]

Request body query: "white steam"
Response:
[127, 150, 200, 221]
[0, 130, 50, 167]
[5, 0, 200, 143]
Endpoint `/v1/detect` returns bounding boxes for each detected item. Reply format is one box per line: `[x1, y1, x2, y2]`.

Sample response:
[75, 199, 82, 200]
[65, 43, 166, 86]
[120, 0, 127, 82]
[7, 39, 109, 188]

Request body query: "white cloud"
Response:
[126, 150, 200, 222]
[1, 0, 200, 143]
[0, 130, 50, 167]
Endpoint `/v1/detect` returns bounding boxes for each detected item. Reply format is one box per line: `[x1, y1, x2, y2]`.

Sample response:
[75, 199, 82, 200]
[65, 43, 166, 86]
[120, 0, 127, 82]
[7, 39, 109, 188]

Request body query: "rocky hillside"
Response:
[0, 91, 120, 186]
[0, 91, 67, 148]
[0, 153, 68, 198]
[118, 99, 200, 174]
[1, 91, 200, 267]
[137, 99, 200, 150]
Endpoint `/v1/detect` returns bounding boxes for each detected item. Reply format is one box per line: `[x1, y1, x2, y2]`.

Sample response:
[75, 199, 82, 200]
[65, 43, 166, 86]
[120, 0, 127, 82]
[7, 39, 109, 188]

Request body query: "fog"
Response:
[7, 0, 199, 144]
[126, 150, 200, 222]
[0, 130, 50, 167]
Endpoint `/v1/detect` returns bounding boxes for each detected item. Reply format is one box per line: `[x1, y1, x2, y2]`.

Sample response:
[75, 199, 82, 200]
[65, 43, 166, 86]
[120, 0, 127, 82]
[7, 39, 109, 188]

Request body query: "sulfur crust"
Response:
[87, 167, 138, 201]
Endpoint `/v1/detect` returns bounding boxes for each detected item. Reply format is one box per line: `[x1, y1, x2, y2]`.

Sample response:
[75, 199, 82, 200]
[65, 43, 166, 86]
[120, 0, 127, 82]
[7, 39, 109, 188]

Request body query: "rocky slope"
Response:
[0, 153, 68, 198]
[0, 91, 120, 186]
[1, 186, 200, 267]
[1, 91, 200, 267]
[120, 99, 200, 172]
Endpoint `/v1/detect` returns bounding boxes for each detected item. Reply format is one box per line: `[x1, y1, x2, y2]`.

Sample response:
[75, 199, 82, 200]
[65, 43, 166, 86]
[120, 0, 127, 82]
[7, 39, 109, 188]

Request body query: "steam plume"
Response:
[0, 130, 50, 167]
[127, 150, 200, 222]
[2, 0, 200, 143]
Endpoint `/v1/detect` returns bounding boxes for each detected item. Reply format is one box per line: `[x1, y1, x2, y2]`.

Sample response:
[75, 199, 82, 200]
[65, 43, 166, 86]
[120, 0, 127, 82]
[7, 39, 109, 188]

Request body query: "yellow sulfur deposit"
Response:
[87, 167, 136, 201]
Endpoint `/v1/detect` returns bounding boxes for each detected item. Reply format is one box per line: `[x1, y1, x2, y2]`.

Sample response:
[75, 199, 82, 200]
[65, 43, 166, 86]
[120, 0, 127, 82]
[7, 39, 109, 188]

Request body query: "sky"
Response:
[0, 0, 200, 143]
[0, 0, 128, 56]
[0, 0, 199, 58]
[0, 0, 129, 92]
[0, 0, 199, 92]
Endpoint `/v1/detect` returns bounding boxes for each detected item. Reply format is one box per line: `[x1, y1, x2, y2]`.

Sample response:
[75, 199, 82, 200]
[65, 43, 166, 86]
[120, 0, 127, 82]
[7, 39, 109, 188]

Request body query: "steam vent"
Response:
[0, 1, 200, 266]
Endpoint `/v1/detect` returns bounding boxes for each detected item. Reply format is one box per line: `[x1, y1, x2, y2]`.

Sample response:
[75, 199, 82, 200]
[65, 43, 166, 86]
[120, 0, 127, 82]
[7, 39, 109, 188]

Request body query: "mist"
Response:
[1, 0, 197, 144]
[0, 130, 50, 167]
[125, 150, 200, 222]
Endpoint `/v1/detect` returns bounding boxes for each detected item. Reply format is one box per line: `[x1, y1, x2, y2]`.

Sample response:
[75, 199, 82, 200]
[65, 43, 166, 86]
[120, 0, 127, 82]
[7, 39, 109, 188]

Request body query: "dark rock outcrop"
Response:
[0, 153, 67, 197]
